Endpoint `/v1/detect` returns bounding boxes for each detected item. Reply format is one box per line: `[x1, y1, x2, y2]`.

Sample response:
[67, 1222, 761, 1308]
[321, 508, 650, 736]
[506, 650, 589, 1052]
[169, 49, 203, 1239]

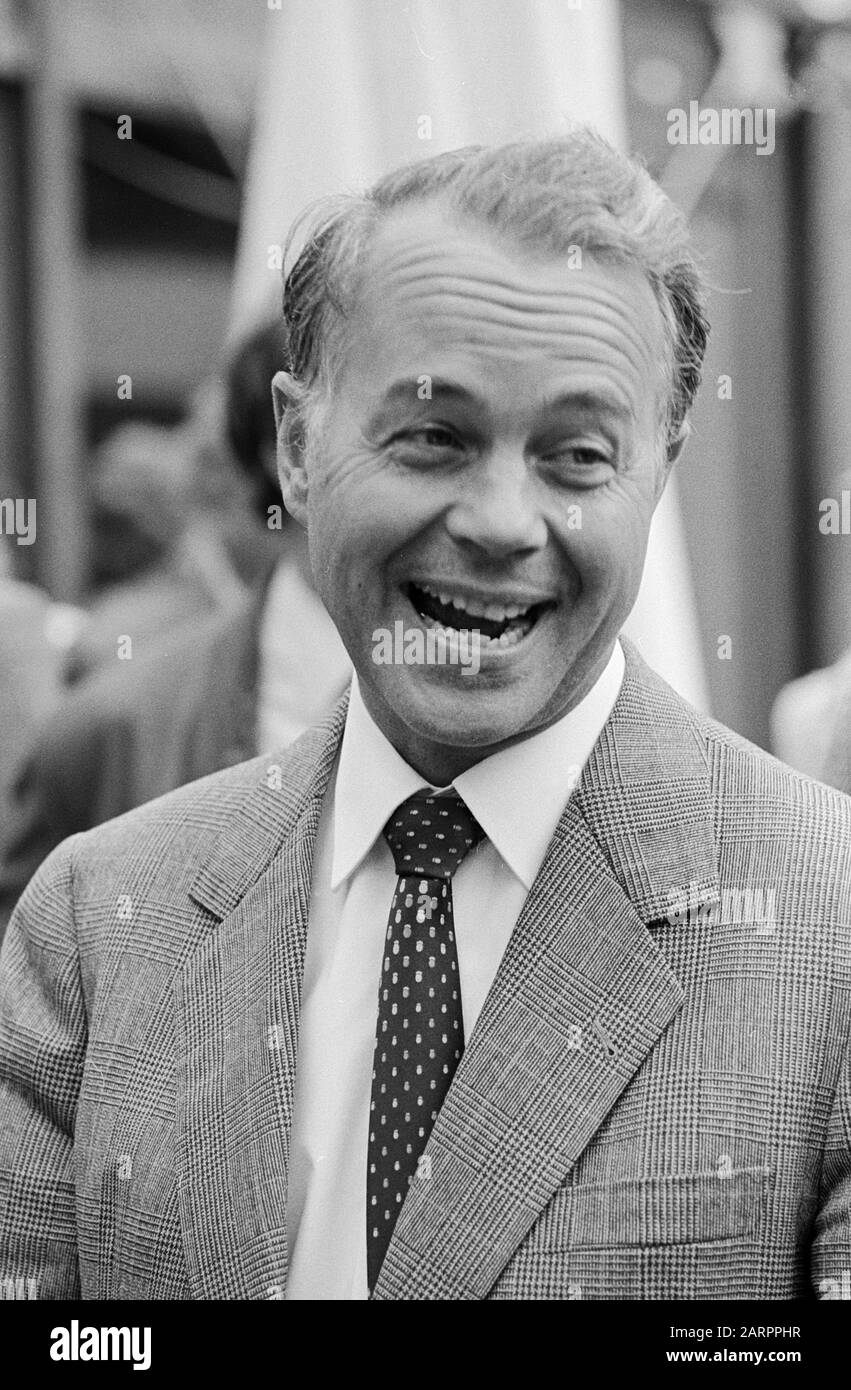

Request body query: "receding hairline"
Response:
[282, 133, 709, 453]
[339, 191, 674, 286]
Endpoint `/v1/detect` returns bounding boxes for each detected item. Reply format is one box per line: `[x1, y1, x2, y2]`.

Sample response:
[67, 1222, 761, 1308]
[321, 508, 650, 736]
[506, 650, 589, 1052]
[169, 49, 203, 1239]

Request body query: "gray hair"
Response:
[282, 130, 709, 450]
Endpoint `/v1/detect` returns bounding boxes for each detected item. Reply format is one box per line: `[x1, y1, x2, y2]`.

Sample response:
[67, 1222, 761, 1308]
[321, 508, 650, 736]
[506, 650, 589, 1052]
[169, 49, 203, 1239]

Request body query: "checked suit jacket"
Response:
[1, 638, 851, 1301]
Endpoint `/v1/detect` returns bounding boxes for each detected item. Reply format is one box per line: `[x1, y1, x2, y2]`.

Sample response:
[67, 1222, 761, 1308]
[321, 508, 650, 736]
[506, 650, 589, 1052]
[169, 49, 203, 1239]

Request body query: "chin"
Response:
[388, 666, 550, 750]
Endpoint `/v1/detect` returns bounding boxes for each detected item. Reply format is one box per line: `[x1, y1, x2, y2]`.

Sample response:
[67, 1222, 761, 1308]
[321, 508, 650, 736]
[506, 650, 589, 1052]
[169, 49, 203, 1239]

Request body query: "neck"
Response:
[358, 656, 612, 787]
[286, 523, 314, 589]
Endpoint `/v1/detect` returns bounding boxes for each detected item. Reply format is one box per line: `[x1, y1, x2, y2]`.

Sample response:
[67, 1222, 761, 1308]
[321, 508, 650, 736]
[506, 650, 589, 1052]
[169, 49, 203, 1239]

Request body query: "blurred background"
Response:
[2, 0, 851, 930]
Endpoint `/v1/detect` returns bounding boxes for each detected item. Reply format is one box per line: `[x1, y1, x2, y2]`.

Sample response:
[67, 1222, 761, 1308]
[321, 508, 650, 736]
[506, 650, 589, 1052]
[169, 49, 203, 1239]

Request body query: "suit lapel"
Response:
[176, 698, 347, 1300]
[374, 641, 720, 1300]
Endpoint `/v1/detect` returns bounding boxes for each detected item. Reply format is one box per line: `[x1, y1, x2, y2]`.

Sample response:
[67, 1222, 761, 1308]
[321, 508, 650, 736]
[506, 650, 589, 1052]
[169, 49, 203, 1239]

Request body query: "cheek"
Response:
[305, 449, 415, 607]
[308, 446, 384, 548]
[551, 482, 655, 593]
[314, 443, 442, 554]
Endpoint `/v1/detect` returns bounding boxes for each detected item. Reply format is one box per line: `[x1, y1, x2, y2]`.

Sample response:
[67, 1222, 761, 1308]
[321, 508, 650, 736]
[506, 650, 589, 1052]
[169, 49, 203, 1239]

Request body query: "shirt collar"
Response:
[331, 640, 625, 892]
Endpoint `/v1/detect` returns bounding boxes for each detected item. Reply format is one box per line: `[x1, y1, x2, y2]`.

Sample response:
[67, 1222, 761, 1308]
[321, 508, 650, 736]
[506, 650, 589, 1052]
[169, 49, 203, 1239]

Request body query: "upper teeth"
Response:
[418, 581, 531, 623]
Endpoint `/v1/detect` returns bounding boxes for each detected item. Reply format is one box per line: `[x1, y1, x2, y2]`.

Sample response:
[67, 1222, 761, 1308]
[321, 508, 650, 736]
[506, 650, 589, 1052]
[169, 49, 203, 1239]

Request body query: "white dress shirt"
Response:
[285, 640, 626, 1299]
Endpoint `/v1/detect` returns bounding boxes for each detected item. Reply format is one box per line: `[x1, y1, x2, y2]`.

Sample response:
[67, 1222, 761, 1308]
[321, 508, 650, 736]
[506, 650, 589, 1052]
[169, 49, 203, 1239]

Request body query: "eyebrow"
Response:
[366, 379, 477, 430]
[537, 388, 634, 422]
[366, 378, 635, 434]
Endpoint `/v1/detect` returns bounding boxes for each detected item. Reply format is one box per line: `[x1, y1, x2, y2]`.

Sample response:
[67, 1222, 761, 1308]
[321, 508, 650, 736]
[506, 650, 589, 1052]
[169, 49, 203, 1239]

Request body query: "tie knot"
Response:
[383, 790, 484, 880]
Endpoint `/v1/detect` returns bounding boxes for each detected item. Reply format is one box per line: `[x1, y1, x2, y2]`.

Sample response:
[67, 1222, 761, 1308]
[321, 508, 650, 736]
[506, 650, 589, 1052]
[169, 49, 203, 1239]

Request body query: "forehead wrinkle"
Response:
[377, 304, 658, 388]
[364, 219, 596, 287]
[372, 263, 657, 329]
[361, 270, 663, 377]
[362, 224, 662, 319]
[411, 299, 656, 361]
[355, 313, 655, 412]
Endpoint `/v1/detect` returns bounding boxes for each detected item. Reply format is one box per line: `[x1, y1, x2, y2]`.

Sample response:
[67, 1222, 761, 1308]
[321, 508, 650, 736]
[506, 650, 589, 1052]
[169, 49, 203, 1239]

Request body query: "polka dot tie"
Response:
[367, 789, 484, 1291]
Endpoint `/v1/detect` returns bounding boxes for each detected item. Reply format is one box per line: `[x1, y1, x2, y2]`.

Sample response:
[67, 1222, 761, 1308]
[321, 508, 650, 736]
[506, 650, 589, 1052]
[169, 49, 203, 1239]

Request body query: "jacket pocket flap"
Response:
[529, 1165, 771, 1250]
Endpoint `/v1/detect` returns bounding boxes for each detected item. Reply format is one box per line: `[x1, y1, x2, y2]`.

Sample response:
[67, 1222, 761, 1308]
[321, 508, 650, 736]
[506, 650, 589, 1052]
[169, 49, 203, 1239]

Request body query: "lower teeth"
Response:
[418, 612, 531, 647]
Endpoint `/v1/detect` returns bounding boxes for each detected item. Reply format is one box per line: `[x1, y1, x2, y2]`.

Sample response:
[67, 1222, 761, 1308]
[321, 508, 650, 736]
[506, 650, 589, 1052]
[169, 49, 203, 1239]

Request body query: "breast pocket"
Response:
[490, 1165, 772, 1300]
[531, 1164, 771, 1251]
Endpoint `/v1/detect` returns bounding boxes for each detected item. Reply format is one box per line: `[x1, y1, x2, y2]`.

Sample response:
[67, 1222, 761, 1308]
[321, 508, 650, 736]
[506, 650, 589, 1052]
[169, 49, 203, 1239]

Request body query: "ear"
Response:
[272, 369, 310, 526]
[655, 418, 691, 501]
[666, 417, 691, 469]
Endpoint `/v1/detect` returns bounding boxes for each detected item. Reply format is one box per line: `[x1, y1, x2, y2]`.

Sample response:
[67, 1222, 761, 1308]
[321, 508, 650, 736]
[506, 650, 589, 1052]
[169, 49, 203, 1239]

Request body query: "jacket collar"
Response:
[574, 636, 719, 925]
[188, 692, 349, 920]
[189, 637, 718, 924]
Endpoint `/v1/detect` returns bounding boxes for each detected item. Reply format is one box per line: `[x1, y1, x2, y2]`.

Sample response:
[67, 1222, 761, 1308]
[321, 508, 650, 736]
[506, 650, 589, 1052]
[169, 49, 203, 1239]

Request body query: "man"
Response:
[0, 322, 350, 942]
[1, 132, 850, 1301]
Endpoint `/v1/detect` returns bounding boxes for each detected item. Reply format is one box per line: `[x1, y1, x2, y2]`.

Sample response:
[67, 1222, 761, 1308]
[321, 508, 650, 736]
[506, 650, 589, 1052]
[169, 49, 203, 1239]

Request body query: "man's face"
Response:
[278, 204, 675, 776]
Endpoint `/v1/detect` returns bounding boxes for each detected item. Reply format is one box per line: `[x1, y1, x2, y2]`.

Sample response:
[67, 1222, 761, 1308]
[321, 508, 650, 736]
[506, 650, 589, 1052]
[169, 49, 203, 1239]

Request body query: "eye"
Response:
[387, 424, 465, 464]
[540, 439, 616, 476]
[570, 445, 610, 465]
[401, 425, 459, 449]
[536, 436, 618, 489]
[547, 442, 611, 465]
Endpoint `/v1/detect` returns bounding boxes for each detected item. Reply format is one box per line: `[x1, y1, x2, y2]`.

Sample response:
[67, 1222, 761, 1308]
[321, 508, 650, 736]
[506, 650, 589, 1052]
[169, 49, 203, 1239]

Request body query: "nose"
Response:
[444, 447, 548, 558]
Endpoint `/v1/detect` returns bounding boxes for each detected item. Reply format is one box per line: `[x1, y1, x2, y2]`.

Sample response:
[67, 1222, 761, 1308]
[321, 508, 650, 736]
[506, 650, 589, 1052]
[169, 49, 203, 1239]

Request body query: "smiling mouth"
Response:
[403, 580, 554, 648]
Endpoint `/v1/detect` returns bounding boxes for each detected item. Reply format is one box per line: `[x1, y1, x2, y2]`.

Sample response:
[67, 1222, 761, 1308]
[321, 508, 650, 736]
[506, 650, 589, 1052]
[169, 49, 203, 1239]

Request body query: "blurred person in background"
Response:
[0, 539, 81, 833]
[0, 320, 350, 942]
[772, 652, 851, 795]
[822, 677, 851, 796]
[65, 418, 250, 684]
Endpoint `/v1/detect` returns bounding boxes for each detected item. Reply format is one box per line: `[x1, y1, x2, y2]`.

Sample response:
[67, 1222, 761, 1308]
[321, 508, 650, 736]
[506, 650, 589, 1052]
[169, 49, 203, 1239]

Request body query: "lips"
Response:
[404, 580, 553, 645]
